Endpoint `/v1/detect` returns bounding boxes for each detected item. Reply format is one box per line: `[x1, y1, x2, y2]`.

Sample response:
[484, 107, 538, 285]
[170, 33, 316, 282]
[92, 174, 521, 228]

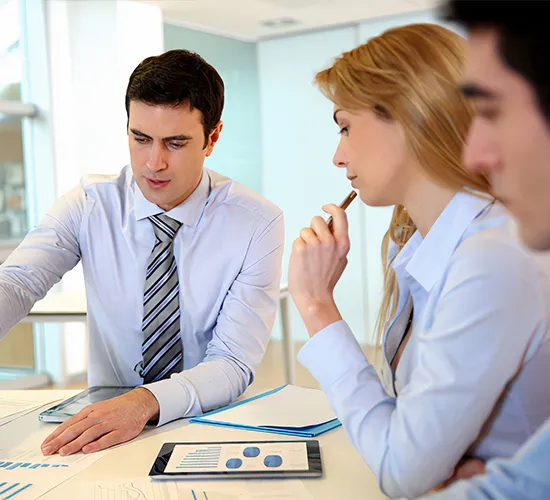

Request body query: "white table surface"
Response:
[0, 389, 387, 499]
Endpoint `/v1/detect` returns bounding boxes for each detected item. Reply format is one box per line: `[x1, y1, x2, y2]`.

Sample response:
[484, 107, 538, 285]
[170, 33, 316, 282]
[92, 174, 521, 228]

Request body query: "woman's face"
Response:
[333, 106, 411, 206]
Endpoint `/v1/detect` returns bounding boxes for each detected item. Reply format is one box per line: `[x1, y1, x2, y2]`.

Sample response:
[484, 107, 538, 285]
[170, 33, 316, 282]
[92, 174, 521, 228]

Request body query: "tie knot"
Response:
[149, 214, 182, 243]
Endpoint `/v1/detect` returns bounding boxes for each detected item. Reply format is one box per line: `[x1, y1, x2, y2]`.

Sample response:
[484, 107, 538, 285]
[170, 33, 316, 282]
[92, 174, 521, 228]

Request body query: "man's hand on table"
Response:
[41, 387, 159, 456]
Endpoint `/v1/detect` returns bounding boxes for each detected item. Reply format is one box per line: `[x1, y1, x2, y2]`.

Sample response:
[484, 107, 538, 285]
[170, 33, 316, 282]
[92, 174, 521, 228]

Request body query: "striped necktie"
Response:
[141, 214, 184, 383]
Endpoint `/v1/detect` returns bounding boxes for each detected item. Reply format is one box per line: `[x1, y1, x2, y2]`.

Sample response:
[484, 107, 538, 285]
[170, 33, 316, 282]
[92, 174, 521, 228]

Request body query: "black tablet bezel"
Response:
[149, 440, 322, 479]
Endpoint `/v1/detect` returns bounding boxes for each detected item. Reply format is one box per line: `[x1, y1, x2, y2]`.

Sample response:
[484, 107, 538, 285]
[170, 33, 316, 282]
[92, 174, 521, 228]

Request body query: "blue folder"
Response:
[189, 385, 341, 438]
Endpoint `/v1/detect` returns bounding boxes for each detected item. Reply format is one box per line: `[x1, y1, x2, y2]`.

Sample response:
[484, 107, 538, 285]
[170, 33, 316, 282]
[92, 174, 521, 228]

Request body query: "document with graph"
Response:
[0, 441, 108, 500]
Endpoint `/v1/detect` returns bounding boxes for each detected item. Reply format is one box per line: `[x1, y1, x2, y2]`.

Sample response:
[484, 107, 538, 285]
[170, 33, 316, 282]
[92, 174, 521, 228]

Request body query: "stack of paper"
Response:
[0, 393, 62, 427]
[190, 385, 341, 437]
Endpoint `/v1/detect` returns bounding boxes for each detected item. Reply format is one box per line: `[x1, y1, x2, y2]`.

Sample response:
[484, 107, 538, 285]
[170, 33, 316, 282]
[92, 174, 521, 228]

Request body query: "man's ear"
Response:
[205, 121, 223, 157]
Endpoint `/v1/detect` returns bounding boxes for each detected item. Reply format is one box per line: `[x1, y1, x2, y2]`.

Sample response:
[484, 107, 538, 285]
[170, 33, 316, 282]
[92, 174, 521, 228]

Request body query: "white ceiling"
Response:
[141, 0, 439, 42]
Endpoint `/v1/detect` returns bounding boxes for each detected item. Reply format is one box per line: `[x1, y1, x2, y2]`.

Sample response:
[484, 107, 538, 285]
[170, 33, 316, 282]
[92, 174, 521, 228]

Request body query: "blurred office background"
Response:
[0, 0, 458, 389]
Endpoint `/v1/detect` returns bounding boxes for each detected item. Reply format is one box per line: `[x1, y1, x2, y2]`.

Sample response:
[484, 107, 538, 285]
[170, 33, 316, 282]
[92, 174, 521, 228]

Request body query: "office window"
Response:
[0, 0, 35, 246]
[0, 0, 21, 101]
[0, 0, 47, 387]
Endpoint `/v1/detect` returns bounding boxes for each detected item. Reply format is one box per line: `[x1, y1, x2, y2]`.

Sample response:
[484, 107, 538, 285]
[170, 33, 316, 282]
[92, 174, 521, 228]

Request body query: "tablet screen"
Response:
[166, 442, 309, 473]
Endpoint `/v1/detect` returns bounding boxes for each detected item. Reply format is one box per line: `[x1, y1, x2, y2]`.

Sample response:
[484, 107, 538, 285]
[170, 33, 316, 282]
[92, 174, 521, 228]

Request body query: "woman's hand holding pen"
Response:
[288, 204, 350, 337]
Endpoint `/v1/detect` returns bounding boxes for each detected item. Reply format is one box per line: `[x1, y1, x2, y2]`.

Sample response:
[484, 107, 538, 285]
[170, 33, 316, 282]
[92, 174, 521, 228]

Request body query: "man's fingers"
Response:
[42, 407, 93, 449]
[82, 430, 130, 454]
[58, 422, 111, 456]
[439, 458, 486, 489]
[42, 413, 101, 455]
[454, 459, 486, 481]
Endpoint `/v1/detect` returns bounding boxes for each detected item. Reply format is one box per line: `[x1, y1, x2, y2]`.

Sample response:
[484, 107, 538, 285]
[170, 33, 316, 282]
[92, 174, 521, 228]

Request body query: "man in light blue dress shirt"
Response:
[0, 50, 284, 456]
[420, 2, 550, 498]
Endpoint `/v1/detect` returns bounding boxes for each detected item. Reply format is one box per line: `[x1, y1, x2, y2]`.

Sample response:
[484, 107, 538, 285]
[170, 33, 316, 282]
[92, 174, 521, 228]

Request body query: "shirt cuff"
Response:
[141, 377, 191, 427]
[298, 320, 372, 389]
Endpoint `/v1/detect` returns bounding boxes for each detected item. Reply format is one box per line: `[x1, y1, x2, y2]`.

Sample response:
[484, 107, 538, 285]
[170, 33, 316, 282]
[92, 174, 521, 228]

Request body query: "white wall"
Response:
[164, 24, 263, 193]
[258, 26, 370, 343]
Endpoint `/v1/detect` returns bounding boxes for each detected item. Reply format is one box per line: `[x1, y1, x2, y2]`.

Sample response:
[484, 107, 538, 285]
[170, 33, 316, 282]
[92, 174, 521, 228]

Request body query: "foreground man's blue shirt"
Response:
[421, 417, 550, 499]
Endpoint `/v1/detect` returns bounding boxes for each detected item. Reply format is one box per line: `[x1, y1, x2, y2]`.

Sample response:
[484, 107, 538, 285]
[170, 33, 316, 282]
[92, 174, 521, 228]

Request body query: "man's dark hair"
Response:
[125, 49, 224, 147]
[444, 1, 550, 123]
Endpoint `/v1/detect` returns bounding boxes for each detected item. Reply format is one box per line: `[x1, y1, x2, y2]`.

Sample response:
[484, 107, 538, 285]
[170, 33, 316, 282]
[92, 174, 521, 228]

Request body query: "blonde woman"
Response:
[288, 23, 550, 499]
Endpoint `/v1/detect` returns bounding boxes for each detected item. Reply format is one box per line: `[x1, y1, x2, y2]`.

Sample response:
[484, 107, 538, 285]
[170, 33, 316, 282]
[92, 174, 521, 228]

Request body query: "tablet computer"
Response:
[149, 440, 322, 480]
[38, 386, 134, 423]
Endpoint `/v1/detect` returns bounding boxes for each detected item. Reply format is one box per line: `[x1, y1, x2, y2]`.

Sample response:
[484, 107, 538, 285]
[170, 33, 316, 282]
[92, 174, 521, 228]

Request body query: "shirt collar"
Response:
[134, 169, 211, 227]
[392, 190, 494, 293]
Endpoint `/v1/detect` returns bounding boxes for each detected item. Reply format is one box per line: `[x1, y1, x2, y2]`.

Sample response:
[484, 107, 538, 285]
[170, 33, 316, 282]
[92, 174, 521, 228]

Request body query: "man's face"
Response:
[462, 28, 550, 250]
[128, 101, 222, 211]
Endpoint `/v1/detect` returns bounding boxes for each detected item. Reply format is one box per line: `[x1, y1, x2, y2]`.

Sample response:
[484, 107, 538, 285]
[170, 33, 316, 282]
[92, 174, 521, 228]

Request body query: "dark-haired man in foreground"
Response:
[421, 2, 550, 498]
[0, 50, 284, 456]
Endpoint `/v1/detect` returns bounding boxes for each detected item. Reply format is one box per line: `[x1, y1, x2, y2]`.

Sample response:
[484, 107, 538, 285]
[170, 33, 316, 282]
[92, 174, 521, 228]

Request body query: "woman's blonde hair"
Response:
[315, 23, 491, 345]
